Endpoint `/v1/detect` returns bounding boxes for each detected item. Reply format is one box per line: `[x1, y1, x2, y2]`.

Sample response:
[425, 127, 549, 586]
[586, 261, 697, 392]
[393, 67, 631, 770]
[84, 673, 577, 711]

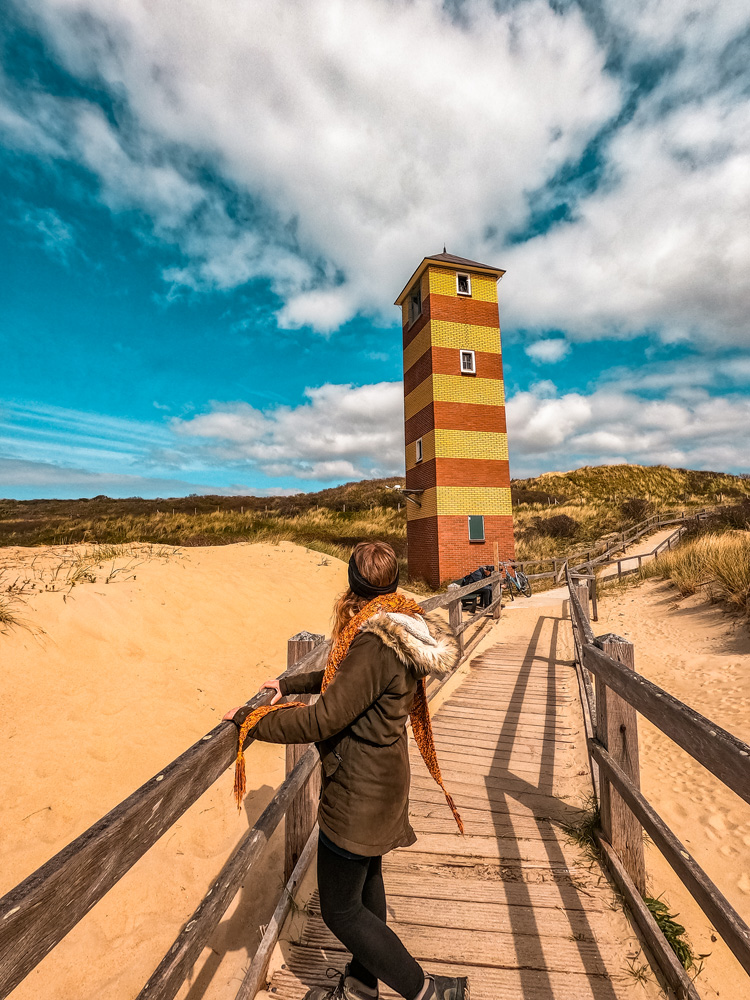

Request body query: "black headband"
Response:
[348, 553, 399, 599]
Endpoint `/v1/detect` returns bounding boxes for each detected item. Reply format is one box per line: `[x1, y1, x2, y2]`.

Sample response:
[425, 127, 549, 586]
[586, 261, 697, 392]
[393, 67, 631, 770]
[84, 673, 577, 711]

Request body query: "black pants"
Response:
[477, 585, 492, 608]
[317, 838, 425, 999]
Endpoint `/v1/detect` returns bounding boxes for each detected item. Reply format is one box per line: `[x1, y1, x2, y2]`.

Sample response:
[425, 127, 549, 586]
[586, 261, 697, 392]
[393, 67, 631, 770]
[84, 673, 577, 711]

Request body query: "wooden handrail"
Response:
[582, 644, 750, 807]
[591, 741, 750, 975]
[0, 640, 328, 1000]
[1, 560, 503, 1000]
[565, 561, 750, 998]
[138, 748, 318, 999]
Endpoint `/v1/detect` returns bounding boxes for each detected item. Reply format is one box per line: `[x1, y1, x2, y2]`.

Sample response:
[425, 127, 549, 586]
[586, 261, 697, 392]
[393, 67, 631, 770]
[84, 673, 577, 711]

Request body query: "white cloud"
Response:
[502, 0, 750, 347]
[3, 1, 748, 345]
[503, 92, 750, 346]
[506, 381, 750, 476]
[13, 0, 618, 329]
[0, 456, 238, 498]
[21, 207, 77, 263]
[524, 338, 571, 364]
[173, 381, 405, 480]
[4, 374, 749, 496]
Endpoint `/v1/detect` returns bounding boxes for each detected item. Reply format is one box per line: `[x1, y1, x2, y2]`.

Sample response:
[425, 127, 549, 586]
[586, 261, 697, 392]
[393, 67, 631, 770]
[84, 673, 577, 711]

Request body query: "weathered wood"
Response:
[582, 643, 750, 807]
[591, 741, 750, 976]
[137, 748, 318, 1000]
[594, 634, 645, 895]
[421, 571, 504, 612]
[594, 833, 701, 1000]
[0, 640, 329, 999]
[235, 822, 319, 1000]
[588, 574, 598, 622]
[285, 633, 324, 881]
[448, 597, 464, 657]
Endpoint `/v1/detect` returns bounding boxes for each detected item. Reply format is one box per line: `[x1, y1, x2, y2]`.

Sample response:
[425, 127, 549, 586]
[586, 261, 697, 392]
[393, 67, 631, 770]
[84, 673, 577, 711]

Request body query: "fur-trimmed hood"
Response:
[359, 610, 459, 679]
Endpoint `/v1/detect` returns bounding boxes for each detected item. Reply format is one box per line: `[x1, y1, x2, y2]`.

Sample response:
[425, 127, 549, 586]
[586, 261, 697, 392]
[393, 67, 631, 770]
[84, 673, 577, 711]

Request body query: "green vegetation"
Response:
[2, 465, 748, 592]
[606, 530, 750, 620]
[562, 796, 601, 866]
[564, 801, 706, 977]
[645, 896, 708, 973]
[512, 464, 749, 506]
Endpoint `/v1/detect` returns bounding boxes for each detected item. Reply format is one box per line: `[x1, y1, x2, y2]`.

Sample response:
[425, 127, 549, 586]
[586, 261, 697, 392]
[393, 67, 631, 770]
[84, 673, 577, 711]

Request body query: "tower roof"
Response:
[395, 251, 505, 305]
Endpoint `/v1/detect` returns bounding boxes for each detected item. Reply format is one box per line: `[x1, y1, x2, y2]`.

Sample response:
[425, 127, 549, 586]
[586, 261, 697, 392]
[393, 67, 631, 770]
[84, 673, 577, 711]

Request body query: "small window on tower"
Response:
[468, 515, 485, 542]
[408, 282, 422, 325]
[415, 437, 423, 463]
[456, 272, 471, 296]
[460, 349, 476, 374]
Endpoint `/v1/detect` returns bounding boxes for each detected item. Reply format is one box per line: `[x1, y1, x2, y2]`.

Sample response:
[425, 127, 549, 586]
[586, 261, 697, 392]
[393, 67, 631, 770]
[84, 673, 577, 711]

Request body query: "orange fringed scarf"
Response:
[233, 592, 464, 834]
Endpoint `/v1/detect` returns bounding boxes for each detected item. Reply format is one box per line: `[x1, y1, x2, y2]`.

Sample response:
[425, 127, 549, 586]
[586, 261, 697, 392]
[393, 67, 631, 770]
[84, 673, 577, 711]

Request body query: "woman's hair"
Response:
[331, 541, 399, 644]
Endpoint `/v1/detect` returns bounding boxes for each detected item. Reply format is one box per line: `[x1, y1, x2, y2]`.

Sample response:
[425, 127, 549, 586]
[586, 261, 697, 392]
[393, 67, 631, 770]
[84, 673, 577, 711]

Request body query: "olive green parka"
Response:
[249, 610, 459, 856]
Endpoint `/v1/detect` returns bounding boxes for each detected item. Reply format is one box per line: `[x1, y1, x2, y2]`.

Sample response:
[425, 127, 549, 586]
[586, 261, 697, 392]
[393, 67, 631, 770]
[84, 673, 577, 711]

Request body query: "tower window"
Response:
[468, 515, 485, 542]
[460, 349, 476, 374]
[408, 282, 422, 325]
[415, 437, 423, 463]
[456, 272, 471, 296]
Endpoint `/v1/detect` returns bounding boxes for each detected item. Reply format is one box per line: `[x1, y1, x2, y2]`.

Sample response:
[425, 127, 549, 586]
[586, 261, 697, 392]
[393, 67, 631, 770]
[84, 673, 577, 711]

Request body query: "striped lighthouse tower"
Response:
[395, 251, 515, 588]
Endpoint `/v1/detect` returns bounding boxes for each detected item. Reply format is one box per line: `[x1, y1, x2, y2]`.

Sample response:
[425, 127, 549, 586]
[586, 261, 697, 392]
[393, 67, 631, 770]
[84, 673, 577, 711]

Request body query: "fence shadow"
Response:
[482, 611, 621, 1000]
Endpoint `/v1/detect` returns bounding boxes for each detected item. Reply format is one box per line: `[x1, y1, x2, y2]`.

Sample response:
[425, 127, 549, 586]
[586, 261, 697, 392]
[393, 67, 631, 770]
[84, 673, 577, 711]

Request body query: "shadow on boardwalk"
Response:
[263, 605, 664, 1000]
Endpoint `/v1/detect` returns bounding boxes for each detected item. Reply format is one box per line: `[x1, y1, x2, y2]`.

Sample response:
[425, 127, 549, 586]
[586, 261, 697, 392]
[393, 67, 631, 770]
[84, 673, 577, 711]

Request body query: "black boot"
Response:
[303, 964, 379, 1000]
[418, 974, 469, 1000]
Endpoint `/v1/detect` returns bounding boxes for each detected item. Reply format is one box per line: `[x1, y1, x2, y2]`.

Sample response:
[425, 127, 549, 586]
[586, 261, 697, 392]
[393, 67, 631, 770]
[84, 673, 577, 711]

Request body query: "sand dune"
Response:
[596, 580, 750, 1000]
[1, 541, 348, 1000]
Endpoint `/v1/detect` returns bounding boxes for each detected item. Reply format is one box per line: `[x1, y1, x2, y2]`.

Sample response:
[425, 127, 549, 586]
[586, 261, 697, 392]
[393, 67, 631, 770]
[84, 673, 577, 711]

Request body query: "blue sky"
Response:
[1, 0, 749, 500]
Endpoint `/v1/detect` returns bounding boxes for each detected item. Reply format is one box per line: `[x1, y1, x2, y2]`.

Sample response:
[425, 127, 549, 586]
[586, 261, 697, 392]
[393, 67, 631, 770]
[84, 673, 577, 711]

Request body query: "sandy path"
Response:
[596, 581, 750, 999]
[506, 525, 680, 609]
[1, 541, 348, 1000]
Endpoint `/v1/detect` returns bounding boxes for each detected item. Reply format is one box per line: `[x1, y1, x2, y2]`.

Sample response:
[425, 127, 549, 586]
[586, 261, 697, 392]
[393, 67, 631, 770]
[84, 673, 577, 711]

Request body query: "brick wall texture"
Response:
[401, 262, 515, 587]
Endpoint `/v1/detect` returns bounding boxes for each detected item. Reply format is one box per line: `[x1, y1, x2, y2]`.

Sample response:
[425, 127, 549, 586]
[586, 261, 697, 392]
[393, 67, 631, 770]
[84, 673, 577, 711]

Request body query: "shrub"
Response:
[532, 514, 579, 538]
[621, 497, 653, 522]
[698, 499, 750, 533]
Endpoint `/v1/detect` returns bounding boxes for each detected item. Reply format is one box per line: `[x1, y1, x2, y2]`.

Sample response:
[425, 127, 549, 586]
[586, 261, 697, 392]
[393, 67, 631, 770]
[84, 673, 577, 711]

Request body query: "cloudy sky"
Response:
[1, 0, 749, 499]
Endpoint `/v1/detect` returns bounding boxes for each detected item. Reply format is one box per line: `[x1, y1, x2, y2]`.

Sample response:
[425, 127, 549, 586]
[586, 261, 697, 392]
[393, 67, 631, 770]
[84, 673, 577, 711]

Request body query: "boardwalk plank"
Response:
[263, 621, 663, 1000]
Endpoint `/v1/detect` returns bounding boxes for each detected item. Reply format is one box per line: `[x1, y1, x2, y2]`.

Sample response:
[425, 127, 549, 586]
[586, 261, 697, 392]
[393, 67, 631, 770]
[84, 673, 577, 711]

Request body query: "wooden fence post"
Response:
[588, 575, 598, 622]
[285, 632, 324, 882]
[447, 586, 464, 657]
[492, 543, 502, 619]
[575, 580, 590, 624]
[594, 633, 646, 896]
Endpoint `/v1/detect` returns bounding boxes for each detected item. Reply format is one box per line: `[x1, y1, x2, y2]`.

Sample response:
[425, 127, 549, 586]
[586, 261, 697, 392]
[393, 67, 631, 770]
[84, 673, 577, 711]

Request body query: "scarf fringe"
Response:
[231, 594, 464, 835]
[233, 702, 305, 810]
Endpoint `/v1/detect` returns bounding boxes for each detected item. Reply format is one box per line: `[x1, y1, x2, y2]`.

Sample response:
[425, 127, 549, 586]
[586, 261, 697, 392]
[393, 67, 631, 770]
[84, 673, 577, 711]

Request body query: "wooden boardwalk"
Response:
[263, 609, 665, 1000]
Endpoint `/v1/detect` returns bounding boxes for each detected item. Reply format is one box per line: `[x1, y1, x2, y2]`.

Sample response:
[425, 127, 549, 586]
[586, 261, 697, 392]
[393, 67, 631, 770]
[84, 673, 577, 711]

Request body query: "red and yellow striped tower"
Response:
[395, 251, 515, 587]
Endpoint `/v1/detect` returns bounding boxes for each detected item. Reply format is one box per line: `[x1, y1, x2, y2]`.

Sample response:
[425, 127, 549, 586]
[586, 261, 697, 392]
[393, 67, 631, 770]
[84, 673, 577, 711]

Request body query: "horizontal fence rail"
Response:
[0, 640, 329, 1000]
[565, 567, 750, 999]
[0, 568, 501, 1000]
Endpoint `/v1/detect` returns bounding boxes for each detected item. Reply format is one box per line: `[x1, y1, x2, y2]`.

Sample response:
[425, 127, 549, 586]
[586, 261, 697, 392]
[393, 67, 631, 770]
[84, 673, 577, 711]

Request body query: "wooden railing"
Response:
[565, 568, 750, 1000]
[512, 506, 716, 583]
[0, 574, 503, 1000]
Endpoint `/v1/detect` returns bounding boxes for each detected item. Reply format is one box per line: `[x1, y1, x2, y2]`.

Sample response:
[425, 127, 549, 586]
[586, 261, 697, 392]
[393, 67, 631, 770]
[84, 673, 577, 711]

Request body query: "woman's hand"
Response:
[261, 678, 283, 705]
[223, 679, 282, 721]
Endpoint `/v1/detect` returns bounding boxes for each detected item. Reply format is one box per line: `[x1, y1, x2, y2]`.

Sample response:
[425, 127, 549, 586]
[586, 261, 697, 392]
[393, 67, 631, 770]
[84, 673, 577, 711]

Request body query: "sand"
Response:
[1, 541, 349, 1000]
[7, 535, 747, 1000]
[596, 580, 750, 999]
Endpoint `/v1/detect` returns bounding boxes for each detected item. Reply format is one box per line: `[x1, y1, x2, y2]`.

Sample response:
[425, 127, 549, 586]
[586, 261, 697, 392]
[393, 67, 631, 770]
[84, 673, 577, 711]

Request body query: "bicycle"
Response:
[500, 561, 532, 600]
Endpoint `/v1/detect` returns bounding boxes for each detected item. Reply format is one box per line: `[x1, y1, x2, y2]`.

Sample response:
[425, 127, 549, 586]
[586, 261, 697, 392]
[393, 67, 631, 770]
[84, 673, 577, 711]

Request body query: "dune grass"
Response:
[2, 465, 747, 597]
[601, 532, 750, 621]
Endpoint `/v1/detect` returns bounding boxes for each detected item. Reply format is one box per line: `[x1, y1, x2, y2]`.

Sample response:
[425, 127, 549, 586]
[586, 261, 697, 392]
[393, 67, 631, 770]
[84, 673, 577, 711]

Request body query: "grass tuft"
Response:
[601, 531, 750, 620]
[562, 796, 601, 866]
[645, 895, 709, 973]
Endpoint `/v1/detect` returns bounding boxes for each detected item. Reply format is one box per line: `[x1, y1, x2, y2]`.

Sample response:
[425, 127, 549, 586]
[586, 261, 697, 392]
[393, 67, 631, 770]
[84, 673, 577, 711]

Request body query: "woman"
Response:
[223, 541, 468, 1000]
